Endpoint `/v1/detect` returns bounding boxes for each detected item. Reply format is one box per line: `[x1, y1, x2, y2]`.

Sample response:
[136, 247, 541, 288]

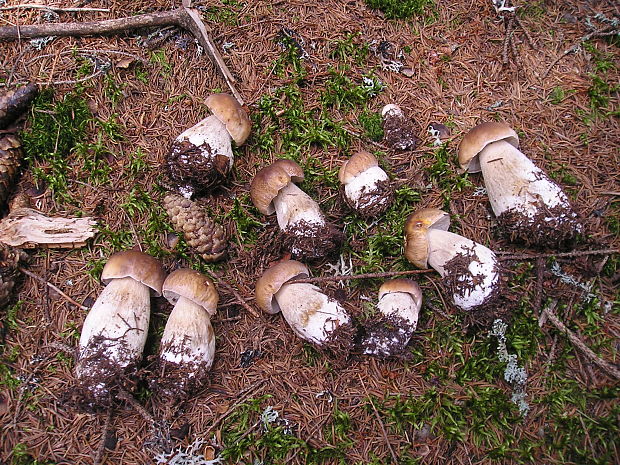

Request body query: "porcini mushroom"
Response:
[153, 268, 218, 398]
[250, 159, 343, 260]
[255, 260, 353, 352]
[381, 104, 417, 151]
[339, 150, 393, 217]
[404, 208, 501, 311]
[75, 250, 165, 405]
[458, 122, 581, 246]
[166, 93, 251, 198]
[362, 279, 422, 358]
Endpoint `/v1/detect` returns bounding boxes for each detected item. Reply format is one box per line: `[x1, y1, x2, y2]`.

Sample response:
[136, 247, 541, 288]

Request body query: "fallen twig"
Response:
[93, 408, 113, 465]
[0, 4, 110, 13]
[541, 301, 620, 380]
[0, 5, 243, 104]
[203, 379, 266, 435]
[497, 248, 618, 261]
[358, 374, 399, 464]
[288, 268, 434, 285]
[212, 278, 259, 318]
[542, 28, 620, 78]
[18, 267, 89, 311]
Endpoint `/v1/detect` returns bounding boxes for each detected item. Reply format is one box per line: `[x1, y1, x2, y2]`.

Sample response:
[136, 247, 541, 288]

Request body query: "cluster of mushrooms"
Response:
[75, 95, 582, 405]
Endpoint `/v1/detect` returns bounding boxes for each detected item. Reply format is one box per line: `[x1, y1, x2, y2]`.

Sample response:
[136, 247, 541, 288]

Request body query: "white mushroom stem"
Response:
[160, 296, 215, 369]
[377, 292, 420, 327]
[427, 229, 500, 311]
[77, 277, 150, 371]
[273, 182, 326, 231]
[274, 282, 350, 345]
[478, 140, 571, 217]
[344, 166, 389, 208]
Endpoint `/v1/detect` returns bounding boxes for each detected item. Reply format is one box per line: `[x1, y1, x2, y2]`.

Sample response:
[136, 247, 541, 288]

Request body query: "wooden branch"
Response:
[18, 267, 89, 311]
[541, 301, 620, 380]
[0, 4, 110, 13]
[0, 207, 96, 248]
[497, 248, 619, 261]
[0, 6, 243, 104]
[288, 268, 434, 285]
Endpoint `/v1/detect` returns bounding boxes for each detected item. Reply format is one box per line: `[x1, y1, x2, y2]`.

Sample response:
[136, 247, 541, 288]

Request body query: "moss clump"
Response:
[364, 0, 433, 20]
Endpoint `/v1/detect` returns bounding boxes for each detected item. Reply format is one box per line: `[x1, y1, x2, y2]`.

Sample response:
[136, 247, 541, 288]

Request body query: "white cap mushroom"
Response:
[255, 260, 353, 352]
[339, 150, 392, 217]
[250, 159, 343, 260]
[381, 104, 417, 151]
[166, 93, 251, 198]
[75, 250, 166, 404]
[362, 279, 422, 357]
[458, 122, 581, 246]
[404, 208, 501, 311]
[154, 268, 219, 398]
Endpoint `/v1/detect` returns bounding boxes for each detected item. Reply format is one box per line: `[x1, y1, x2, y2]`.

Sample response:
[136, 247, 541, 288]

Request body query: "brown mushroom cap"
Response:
[378, 278, 422, 304]
[338, 150, 379, 184]
[255, 260, 309, 314]
[101, 250, 166, 297]
[205, 93, 251, 146]
[250, 159, 304, 215]
[162, 268, 219, 316]
[404, 208, 450, 269]
[458, 122, 519, 173]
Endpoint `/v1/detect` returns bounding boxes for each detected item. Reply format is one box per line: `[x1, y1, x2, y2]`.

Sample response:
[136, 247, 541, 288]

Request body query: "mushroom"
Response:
[458, 122, 581, 246]
[255, 260, 353, 352]
[381, 104, 417, 151]
[153, 268, 218, 398]
[362, 279, 422, 358]
[75, 250, 166, 405]
[339, 150, 393, 217]
[404, 208, 501, 311]
[166, 93, 251, 198]
[250, 159, 343, 260]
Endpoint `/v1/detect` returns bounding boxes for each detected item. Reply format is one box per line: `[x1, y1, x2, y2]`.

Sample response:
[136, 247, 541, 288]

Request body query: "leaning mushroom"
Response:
[339, 150, 393, 217]
[250, 159, 343, 260]
[381, 104, 417, 151]
[166, 93, 251, 197]
[152, 268, 218, 399]
[75, 250, 166, 405]
[404, 208, 501, 311]
[458, 122, 581, 246]
[362, 279, 422, 358]
[255, 260, 353, 353]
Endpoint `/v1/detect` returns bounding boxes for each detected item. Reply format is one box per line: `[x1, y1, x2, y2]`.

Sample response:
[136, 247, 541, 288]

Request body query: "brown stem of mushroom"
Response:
[0, 7, 243, 104]
[287, 268, 434, 285]
[542, 301, 620, 380]
[18, 266, 89, 311]
[497, 248, 619, 261]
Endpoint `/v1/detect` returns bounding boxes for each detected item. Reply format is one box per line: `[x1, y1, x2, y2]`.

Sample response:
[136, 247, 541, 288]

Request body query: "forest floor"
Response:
[0, 0, 619, 464]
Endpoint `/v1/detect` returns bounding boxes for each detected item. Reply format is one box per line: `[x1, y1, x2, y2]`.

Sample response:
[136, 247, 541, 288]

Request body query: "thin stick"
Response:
[94, 408, 113, 465]
[18, 266, 89, 311]
[203, 379, 266, 435]
[502, 17, 515, 64]
[215, 279, 259, 318]
[117, 389, 155, 425]
[0, 6, 243, 104]
[497, 248, 618, 261]
[0, 4, 110, 13]
[541, 301, 620, 380]
[358, 374, 399, 464]
[288, 268, 434, 285]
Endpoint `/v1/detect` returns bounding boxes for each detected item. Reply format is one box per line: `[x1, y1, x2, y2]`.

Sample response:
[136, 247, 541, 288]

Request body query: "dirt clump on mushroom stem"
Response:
[359, 312, 417, 359]
[496, 200, 582, 248]
[341, 178, 393, 218]
[280, 220, 344, 261]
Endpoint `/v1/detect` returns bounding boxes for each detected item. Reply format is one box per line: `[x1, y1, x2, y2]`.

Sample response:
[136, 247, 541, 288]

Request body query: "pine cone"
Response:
[163, 194, 227, 262]
[0, 135, 23, 210]
[0, 83, 39, 130]
[0, 244, 25, 308]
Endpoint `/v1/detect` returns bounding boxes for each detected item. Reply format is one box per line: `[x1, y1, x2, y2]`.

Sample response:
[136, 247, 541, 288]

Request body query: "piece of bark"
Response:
[0, 207, 96, 248]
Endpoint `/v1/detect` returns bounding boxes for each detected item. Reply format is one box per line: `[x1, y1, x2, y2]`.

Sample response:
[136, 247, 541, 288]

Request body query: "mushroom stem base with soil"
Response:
[344, 166, 391, 216]
[479, 140, 581, 245]
[427, 229, 500, 311]
[76, 277, 151, 403]
[154, 296, 215, 398]
[275, 282, 351, 347]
